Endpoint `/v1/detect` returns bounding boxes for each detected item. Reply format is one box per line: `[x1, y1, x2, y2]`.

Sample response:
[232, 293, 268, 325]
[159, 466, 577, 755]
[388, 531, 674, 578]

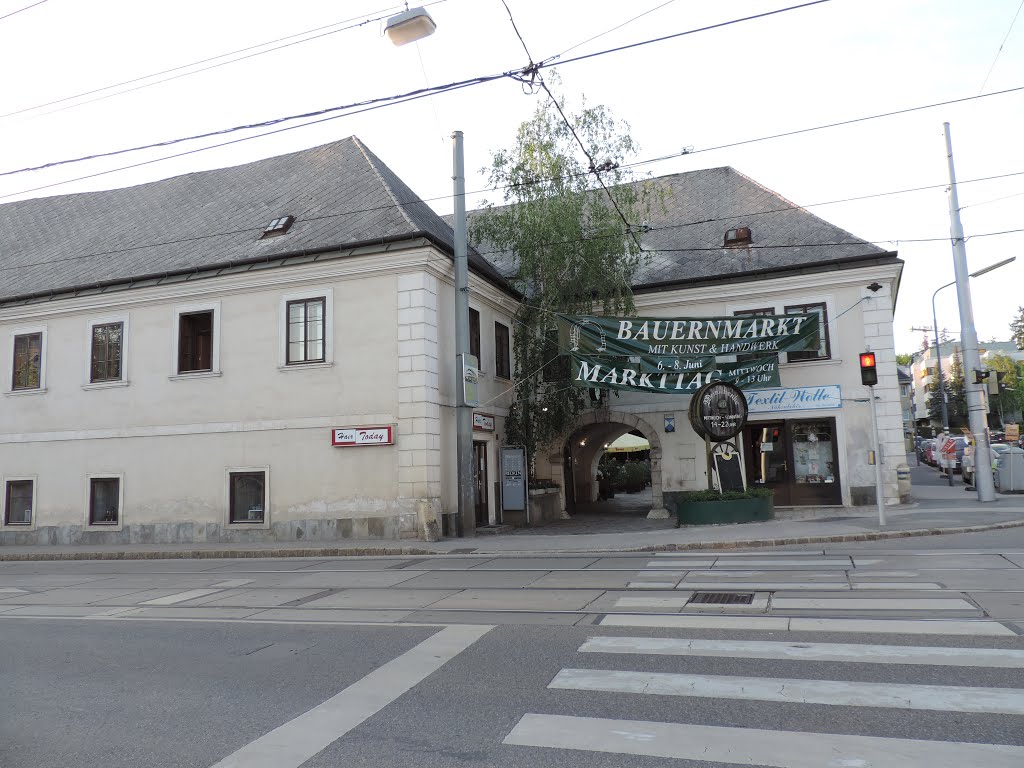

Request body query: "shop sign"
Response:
[570, 353, 780, 394]
[473, 412, 495, 431]
[560, 312, 820, 360]
[331, 426, 394, 447]
[745, 385, 842, 413]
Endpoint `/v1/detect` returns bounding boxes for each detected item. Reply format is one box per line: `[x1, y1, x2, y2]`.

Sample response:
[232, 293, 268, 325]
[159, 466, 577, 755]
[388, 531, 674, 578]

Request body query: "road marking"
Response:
[644, 560, 714, 568]
[0, 588, 27, 594]
[631, 570, 685, 578]
[210, 579, 254, 588]
[613, 596, 692, 609]
[788, 617, 1017, 636]
[207, 624, 491, 768]
[709, 559, 851, 567]
[771, 597, 976, 611]
[88, 606, 145, 618]
[503, 714, 1024, 767]
[852, 582, 943, 590]
[550, 668, 1024, 715]
[600, 614, 790, 630]
[579, 636, 1024, 667]
[626, 582, 679, 589]
[677, 581, 851, 591]
[141, 589, 223, 606]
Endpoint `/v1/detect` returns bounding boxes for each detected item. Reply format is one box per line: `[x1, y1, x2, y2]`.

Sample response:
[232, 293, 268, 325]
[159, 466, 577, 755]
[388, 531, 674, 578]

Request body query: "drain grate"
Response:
[689, 591, 755, 605]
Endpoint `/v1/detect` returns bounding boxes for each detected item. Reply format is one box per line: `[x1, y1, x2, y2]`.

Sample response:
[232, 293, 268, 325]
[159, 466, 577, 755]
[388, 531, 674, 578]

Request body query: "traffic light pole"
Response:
[868, 385, 886, 527]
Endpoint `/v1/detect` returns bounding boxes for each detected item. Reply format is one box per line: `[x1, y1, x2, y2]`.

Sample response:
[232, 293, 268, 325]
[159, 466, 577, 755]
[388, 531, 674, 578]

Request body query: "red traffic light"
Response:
[859, 351, 878, 386]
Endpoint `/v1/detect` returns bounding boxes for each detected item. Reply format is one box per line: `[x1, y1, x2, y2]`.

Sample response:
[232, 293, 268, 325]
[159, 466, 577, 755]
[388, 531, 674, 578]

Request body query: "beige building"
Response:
[1, 140, 903, 545]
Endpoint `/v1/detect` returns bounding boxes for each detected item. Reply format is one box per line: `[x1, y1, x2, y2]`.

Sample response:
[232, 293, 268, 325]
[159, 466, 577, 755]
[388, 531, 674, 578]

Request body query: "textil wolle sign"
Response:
[560, 313, 820, 359]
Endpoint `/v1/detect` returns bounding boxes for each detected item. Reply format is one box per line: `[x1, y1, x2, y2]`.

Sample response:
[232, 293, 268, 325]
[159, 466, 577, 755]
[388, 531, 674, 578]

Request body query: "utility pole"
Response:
[452, 131, 476, 534]
[944, 122, 995, 502]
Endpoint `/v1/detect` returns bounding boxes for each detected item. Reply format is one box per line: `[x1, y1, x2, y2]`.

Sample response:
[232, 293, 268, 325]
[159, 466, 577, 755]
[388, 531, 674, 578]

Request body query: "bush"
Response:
[674, 488, 774, 502]
[624, 461, 647, 492]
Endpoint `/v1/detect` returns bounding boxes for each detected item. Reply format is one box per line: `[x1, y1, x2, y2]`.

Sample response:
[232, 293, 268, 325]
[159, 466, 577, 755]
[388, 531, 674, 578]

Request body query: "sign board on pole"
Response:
[1007, 423, 1020, 442]
[501, 446, 527, 512]
[460, 353, 480, 407]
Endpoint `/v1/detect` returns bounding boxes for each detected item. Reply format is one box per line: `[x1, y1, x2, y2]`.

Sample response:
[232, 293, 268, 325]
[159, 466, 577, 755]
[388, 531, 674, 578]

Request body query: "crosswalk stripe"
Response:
[598, 613, 1016, 635]
[645, 560, 715, 568]
[703, 559, 851, 567]
[550, 668, 1024, 715]
[503, 714, 1024, 767]
[140, 589, 223, 606]
[626, 582, 680, 589]
[852, 582, 943, 590]
[579, 636, 1024, 667]
[613, 596, 693, 608]
[771, 597, 976, 611]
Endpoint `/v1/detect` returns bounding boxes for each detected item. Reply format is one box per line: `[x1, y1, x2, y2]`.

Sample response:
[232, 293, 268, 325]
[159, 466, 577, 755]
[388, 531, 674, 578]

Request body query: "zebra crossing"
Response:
[501, 550, 1024, 765]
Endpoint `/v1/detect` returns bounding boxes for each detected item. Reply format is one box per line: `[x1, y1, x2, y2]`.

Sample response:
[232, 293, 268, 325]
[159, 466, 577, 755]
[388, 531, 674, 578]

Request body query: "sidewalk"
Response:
[3, 485, 1023, 560]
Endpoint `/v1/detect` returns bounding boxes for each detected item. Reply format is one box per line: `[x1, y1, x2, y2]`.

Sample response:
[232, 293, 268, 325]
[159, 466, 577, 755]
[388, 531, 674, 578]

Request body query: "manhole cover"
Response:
[690, 592, 755, 605]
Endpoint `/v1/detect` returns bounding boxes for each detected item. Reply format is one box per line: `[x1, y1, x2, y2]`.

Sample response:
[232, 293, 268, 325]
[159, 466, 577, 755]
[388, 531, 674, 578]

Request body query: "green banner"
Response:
[570, 354, 780, 393]
[559, 313, 820, 360]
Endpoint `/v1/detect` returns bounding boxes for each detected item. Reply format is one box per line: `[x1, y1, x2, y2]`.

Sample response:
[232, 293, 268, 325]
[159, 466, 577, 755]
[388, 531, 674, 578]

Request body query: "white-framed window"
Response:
[784, 301, 831, 362]
[84, 314, 129, 388]
[3, 476, 36, 528]
[226, 467, 270, 528]
[6, 325, 47, 395]
[278, 289, 333, 369]
[85, 473, 124, 530]
[171, 301, 221, 378]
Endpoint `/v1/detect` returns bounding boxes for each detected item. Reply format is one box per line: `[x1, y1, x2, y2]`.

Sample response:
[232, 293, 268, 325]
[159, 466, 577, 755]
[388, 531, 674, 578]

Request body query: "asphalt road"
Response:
[2, 535, 1023, 767]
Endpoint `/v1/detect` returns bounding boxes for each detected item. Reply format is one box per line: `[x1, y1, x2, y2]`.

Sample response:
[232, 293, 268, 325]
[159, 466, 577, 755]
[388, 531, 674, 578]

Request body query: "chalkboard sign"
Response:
[501, 446, 527, 511]
[713, 450, 746, 492]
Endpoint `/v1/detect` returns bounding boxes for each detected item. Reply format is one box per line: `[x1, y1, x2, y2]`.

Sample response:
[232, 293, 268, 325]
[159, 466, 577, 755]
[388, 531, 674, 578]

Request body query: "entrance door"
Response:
[745, 422, 791, 505]
[473, 441, 489, 527]
[787, 418, 842, 505]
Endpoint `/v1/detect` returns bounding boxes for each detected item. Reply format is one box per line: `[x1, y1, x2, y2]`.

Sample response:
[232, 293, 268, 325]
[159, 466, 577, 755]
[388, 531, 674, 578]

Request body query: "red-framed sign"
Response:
[331, 426, 394, 447]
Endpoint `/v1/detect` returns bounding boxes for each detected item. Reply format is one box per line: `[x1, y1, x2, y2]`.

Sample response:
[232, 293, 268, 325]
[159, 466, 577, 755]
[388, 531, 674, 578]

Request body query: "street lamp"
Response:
[929, 256, 1015, 432]
[385, 6, 437, 46]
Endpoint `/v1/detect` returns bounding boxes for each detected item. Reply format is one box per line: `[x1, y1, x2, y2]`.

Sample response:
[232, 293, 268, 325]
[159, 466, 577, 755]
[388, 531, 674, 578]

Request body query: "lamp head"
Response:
[385, 7, 437, 46]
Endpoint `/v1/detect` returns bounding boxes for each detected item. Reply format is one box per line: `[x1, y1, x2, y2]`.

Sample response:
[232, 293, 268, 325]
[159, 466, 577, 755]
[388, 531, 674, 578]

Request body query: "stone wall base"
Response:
[0, 511, 431, 546]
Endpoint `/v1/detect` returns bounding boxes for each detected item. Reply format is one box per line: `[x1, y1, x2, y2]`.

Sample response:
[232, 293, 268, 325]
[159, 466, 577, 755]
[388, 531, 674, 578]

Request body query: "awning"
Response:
[605, 433, 651, 453]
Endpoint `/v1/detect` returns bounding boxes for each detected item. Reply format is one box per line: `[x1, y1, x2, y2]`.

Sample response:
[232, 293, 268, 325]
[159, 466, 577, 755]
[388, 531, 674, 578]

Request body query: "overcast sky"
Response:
[1, 0, 1021, 355]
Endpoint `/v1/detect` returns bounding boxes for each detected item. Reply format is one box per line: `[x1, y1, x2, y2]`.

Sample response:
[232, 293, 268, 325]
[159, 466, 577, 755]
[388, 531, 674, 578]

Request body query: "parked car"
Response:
[921, 439, 936, 466]
[935, 435, 967, 474]
[963, 442, 1012, 485]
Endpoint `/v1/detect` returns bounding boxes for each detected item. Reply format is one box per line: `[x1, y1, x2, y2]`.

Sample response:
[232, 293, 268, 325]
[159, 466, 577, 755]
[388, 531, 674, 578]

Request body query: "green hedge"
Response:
[672, 488, 774, 503]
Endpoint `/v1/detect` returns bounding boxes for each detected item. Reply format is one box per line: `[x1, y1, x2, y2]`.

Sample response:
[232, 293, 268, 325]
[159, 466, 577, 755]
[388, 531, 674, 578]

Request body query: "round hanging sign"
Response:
[694, 380, 748, 441]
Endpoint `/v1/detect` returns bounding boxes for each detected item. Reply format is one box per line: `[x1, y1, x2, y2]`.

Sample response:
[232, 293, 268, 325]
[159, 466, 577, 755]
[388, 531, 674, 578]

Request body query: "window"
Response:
[286, 298, 326, 364]
[733, 307, 775, 364]
[90, 322, 123, 383]
[725, 227, 752, 246]
[12, 332, 42, 390]
[4, 480, 33, 526]
[542, 328, 569, 382]
[229, 471, 266, 524]
[785, 302, 830, 361]
[178, 311, 214, 373]
[469, 308, 481, 367]
[261, 215, 295, 238]
[494, 322, 511, 379]
[89, 477, 121, 525]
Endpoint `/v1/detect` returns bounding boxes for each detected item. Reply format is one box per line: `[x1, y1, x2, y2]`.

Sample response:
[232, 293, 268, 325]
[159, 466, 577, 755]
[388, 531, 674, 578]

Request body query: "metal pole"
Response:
[868, 387, 886, 526]
[944, 122, 995, 502]
[930, 289, 950, 432]
[452, 131, 475, 535]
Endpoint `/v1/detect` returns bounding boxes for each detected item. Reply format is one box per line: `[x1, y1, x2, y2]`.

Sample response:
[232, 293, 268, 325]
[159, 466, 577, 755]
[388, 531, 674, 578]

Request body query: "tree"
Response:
[926, 376, 949, 427]
[896, 353, 913, 366]
[947, 348, 967, 428]
[1011, 306, 1024, 350]
[986, 353, 1024, 422]
[471, 85, 660, 469]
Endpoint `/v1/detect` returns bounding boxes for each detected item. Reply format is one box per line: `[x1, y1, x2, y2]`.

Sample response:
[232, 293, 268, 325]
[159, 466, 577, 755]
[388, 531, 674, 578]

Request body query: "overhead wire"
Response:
[0, 0, 45, 23]
[978, 0, 1024, 95]
[546, 0, 679, 63]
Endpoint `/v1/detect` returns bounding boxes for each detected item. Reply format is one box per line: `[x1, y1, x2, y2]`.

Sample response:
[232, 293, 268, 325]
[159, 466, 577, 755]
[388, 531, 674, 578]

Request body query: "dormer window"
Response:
[724, 226, 752, 247]
[261, 215, 295, 239]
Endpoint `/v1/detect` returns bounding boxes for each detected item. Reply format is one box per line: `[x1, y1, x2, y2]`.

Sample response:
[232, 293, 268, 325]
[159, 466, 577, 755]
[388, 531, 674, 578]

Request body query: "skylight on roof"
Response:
[261, 215, 295, 239]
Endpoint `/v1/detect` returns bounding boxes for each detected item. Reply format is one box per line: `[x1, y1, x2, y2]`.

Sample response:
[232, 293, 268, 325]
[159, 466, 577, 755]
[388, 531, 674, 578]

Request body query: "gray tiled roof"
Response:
[0, 136, 503, 303]
[453, 166, 891, 288]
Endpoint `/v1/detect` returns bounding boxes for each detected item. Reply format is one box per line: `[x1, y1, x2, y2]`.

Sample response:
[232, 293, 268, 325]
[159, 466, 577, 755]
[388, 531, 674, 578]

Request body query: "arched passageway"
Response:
[541, 409, 669, 522]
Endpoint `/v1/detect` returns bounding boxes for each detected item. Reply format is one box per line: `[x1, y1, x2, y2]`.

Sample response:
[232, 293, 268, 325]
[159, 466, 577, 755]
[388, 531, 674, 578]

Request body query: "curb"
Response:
[2, 519, 1024, 561]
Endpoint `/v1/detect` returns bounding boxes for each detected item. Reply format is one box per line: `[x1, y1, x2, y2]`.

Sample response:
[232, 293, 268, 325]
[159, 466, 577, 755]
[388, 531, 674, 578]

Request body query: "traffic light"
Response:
[973, 369, 990, 385]
[988, 370, 1006, 396]
[859, 351, 878, 386]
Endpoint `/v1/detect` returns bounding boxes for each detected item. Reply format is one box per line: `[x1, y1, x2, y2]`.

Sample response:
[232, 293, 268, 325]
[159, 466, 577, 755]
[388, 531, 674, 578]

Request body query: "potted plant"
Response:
[665, 488, 774, 526]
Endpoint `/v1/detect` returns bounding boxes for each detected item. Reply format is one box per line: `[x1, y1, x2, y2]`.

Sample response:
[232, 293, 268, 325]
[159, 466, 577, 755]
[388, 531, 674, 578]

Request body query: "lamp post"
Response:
[929, 256, 1015, 435]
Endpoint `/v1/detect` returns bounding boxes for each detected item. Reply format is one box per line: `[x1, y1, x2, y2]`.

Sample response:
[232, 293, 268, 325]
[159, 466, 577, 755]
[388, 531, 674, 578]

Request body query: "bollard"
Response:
[896, 464, 912, 504]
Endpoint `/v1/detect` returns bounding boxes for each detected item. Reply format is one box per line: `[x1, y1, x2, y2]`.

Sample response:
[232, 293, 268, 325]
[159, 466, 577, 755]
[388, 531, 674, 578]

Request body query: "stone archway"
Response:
[546, 408, 668, 519]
